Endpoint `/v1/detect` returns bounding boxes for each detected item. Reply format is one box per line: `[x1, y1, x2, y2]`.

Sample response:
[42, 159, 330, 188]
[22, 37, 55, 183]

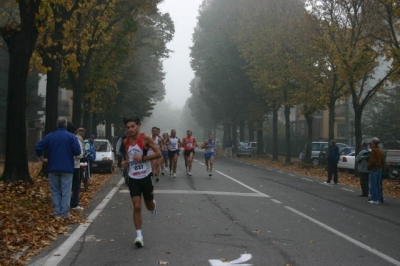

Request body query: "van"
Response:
[89, 139, 115, 173]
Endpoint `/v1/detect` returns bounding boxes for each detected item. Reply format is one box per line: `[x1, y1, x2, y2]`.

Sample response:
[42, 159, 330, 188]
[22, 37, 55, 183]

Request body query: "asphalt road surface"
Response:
[29, 151, 400, 266]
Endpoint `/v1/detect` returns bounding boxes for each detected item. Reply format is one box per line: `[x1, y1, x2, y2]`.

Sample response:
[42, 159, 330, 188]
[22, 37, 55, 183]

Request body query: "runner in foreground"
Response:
[122, 116, 161, 248]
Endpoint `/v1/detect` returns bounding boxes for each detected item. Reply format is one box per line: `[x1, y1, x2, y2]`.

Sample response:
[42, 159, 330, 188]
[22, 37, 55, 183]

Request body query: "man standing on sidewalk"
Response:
[325, 140, 340, 184]
[35, 117, 81, 218]
[121, 116, 161, 248]
[367, 137, 384, 204]
[225, 138, 232, 158]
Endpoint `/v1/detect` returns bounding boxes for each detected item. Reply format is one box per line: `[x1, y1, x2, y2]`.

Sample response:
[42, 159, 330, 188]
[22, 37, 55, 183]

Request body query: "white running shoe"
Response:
[173, 173, 177, 178]
[209, 172, 212, 177]
[151, 200, 157, 218]
[188, 172, 192, 176]
[71, 206, 84, 210]
[134, 236, 144, 248]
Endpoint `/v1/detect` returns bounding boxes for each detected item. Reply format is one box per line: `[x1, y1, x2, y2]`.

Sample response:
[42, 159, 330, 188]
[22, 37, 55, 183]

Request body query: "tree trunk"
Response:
[272, 108, 278, 161]
[43, 57, 62, 134]
[256, 121, 263, 155]
[248, 123, 254, 141]
[239, 120, 245, 141]
[304, 111, 314, 164]
[231, 118, 238, 149]
[1, 0, 41, 183]
[284, 105, 291, 163]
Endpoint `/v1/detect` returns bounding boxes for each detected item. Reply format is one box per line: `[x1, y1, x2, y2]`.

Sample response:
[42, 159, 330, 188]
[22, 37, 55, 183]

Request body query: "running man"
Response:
[121, 116, 161, 248]
[148, 126, 162, 182]
[201, 134, 215, 177]
[165, 129, 182, 178]
[160, 132, 169, 175]
[182, 130, 197, 176]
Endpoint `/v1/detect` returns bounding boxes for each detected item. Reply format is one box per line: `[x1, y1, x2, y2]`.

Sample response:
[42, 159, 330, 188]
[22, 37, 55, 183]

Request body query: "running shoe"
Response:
[209, 172, 212, 177]
[71, 206, 84, 210]
[188, 172, 192, 176]
[151, 200, 157, 218]
[165, 167, 169, 172]
[134, 236, 144, 248]
[173, 173, 177, 178]
[155, 177, 159, 182]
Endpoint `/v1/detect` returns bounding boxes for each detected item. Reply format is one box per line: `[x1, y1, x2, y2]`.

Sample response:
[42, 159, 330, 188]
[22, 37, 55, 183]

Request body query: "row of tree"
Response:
[0, 0, 174, 182]
[188, 0, 400, 163]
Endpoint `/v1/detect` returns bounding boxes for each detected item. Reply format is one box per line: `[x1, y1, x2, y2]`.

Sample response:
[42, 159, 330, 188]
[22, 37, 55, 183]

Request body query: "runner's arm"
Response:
[143, 135, 162, 161]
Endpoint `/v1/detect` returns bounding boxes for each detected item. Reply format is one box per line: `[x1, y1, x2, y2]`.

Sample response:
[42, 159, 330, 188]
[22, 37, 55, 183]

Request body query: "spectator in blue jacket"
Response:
[35, 117, 81, 218]
[325, 140, 340, 184]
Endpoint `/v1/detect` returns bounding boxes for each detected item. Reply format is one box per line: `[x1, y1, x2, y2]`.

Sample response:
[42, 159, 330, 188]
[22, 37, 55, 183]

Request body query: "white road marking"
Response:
[302, 178, 313, 182]
[209, 253, 252, 265]
[39, 178, 125, 266]
[288, 174, 296, 177]
[285, 206, 400, 266]
[341, 188, 355, 193]
[277, 170, 284, 173]
[253, 164, 258, 167]
[271, 199, 282, 204]
[119, 189, 266, 197]
[216, 171, 270, 198]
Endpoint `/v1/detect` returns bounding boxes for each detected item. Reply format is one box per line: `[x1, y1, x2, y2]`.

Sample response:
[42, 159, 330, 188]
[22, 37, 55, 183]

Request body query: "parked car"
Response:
[236, 141, 257, 157]
[90, 139, 115, 173]
[337, 147, 356, 171]
[301, 141, 348, 165]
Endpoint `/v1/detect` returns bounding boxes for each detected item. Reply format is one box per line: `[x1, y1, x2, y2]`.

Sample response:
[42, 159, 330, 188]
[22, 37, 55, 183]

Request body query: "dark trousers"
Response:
[359, 172, 369, 196]
[327, 163, 338, 183]
[70, 168, 81, 208]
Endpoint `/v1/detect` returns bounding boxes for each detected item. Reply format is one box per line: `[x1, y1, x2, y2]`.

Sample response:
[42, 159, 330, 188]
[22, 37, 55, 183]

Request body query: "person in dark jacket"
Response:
[35, 117, 81, 218]
[356, 142, 370, 197]
[325, 140, 340, 184]
[367, 137, 384, 204]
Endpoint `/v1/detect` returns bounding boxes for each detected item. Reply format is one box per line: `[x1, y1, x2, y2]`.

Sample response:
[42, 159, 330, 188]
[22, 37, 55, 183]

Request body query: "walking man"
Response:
[356, 142, 370, 197]
[367, 137, 384, 204]
[71, 127, 86, 210]
[35, 117, 81, 218]
[325, 140, 340, 184]
[182, 130, 197, 176]
[121, 116, 161, 247]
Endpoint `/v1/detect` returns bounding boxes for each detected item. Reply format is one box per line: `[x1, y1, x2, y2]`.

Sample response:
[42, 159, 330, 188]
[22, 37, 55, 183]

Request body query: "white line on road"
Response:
[341, 188, 355, 193]
[119, 189, 266, 197]
[271, 199, 282, 204]
[38, 178, 125, 266]
[302, 178, 314, 182]
[216, 171, 270, 198]
[288, 174, 296, 177]
[285, 206, 400, 266]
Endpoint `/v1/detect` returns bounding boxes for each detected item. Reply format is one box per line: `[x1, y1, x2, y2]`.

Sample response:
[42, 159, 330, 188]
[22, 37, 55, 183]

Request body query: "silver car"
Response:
[236, 142, 257, 157]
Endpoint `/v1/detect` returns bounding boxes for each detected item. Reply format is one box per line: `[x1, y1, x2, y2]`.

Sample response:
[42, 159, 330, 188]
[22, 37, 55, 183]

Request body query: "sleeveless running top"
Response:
[124, 133, 151, 179]
[168, 137, 179, 151]
[147, 136, 160, 155]
[205, 140, 215, 154]
[183, 136, 195, 150]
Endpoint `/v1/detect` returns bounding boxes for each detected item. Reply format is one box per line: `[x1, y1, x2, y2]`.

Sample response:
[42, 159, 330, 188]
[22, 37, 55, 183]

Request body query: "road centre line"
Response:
[119, 189, 265, 198]
[271, 199, 282, 204]
[285, 206, 400, 266]
[38, 178, 126, 266]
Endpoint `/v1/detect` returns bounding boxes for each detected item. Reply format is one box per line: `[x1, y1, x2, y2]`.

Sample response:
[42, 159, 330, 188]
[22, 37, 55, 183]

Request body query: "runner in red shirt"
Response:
[182, 130, 197, 176]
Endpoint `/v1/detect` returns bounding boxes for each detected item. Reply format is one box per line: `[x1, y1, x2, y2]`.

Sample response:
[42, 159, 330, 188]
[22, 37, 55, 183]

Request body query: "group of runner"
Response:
[121, 116, 218, 248]
[146, 127, 217, 179]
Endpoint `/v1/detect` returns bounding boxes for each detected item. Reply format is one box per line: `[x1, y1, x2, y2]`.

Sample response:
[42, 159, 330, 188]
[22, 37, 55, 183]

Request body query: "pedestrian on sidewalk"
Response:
[121, 116, 161, 247]
[356, 142, 370, 197]
[367, 137, 384, 204]
[35, 117, 81, 218]
[325, 140, 340, 184]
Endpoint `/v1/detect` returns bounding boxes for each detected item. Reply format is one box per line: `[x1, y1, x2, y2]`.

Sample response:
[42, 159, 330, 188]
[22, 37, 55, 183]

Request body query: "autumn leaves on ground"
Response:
[1, 157, 399, 265]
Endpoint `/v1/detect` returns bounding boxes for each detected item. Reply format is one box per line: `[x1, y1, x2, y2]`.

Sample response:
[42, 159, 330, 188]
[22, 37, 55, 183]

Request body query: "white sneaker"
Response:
[173, 173, 177, 178]
[165, 167, 169, 172]
[151, 200, 157, 218]
[71, 206, 84, 210]
[209, 172, 212, 177]
[134, 236, 144, 247]
[188, 172, 192, 176]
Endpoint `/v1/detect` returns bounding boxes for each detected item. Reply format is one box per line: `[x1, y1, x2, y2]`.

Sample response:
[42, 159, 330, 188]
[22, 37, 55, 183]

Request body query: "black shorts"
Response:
[168, 150, 179, 158]
[128, 173, 154, 200]
[184, 149, 195, 157]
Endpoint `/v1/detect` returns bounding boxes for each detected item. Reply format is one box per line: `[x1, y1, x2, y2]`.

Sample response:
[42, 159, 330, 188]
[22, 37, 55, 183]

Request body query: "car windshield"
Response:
[94, 141, 110, 152]
[239, 142, 249, 148]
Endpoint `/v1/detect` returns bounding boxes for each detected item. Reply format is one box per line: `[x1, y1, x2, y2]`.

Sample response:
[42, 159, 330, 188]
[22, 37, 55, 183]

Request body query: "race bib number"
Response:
[187, 143, 193, 148]
[130, 162, 147, 176]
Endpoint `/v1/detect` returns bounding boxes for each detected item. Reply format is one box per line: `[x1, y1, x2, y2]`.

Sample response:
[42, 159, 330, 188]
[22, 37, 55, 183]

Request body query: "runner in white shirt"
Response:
[148, 126, 162, 182]
[121, 116, 161, 248]
[164, 129, 182, 178]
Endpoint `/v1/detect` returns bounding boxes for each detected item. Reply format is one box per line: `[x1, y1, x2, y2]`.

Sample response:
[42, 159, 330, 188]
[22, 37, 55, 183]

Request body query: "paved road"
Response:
[29, 152, 400, 266]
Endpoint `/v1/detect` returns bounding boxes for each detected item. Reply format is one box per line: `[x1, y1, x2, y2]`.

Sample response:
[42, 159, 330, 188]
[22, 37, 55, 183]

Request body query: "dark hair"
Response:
[123, 116, 141, 125]
[67, 122, 76, 133]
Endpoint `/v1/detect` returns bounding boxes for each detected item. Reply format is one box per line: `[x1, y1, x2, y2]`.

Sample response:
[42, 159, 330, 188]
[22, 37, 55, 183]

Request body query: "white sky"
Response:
[158, 0, 203, 109]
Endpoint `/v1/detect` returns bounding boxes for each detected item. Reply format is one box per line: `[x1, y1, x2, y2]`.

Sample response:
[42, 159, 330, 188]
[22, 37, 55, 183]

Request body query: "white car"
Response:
[337, 147, 355, 171]
[91, 139, 115, 173]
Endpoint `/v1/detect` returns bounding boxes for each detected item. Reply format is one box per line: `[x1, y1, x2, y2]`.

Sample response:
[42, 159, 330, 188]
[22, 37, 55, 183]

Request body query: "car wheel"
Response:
[312, 158, 319, 166]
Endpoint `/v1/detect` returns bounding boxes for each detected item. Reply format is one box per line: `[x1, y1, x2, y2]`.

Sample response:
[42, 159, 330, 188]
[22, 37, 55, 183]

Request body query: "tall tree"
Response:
[0, 0, 42, 182]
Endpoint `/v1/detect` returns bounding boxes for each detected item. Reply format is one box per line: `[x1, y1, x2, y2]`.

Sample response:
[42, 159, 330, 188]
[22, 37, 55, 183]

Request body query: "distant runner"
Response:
[182, 130, 197, 176]
[160, 132, 169, 175]
[165, 129, 182, 178]
[201, 134, 215, 177]
[148, 126, 162, 182]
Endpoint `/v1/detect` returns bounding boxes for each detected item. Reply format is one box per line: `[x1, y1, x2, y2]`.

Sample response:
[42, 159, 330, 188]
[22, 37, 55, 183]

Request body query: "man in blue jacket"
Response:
[35, 117, 81, 218]
[325, 140, 340, 184]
